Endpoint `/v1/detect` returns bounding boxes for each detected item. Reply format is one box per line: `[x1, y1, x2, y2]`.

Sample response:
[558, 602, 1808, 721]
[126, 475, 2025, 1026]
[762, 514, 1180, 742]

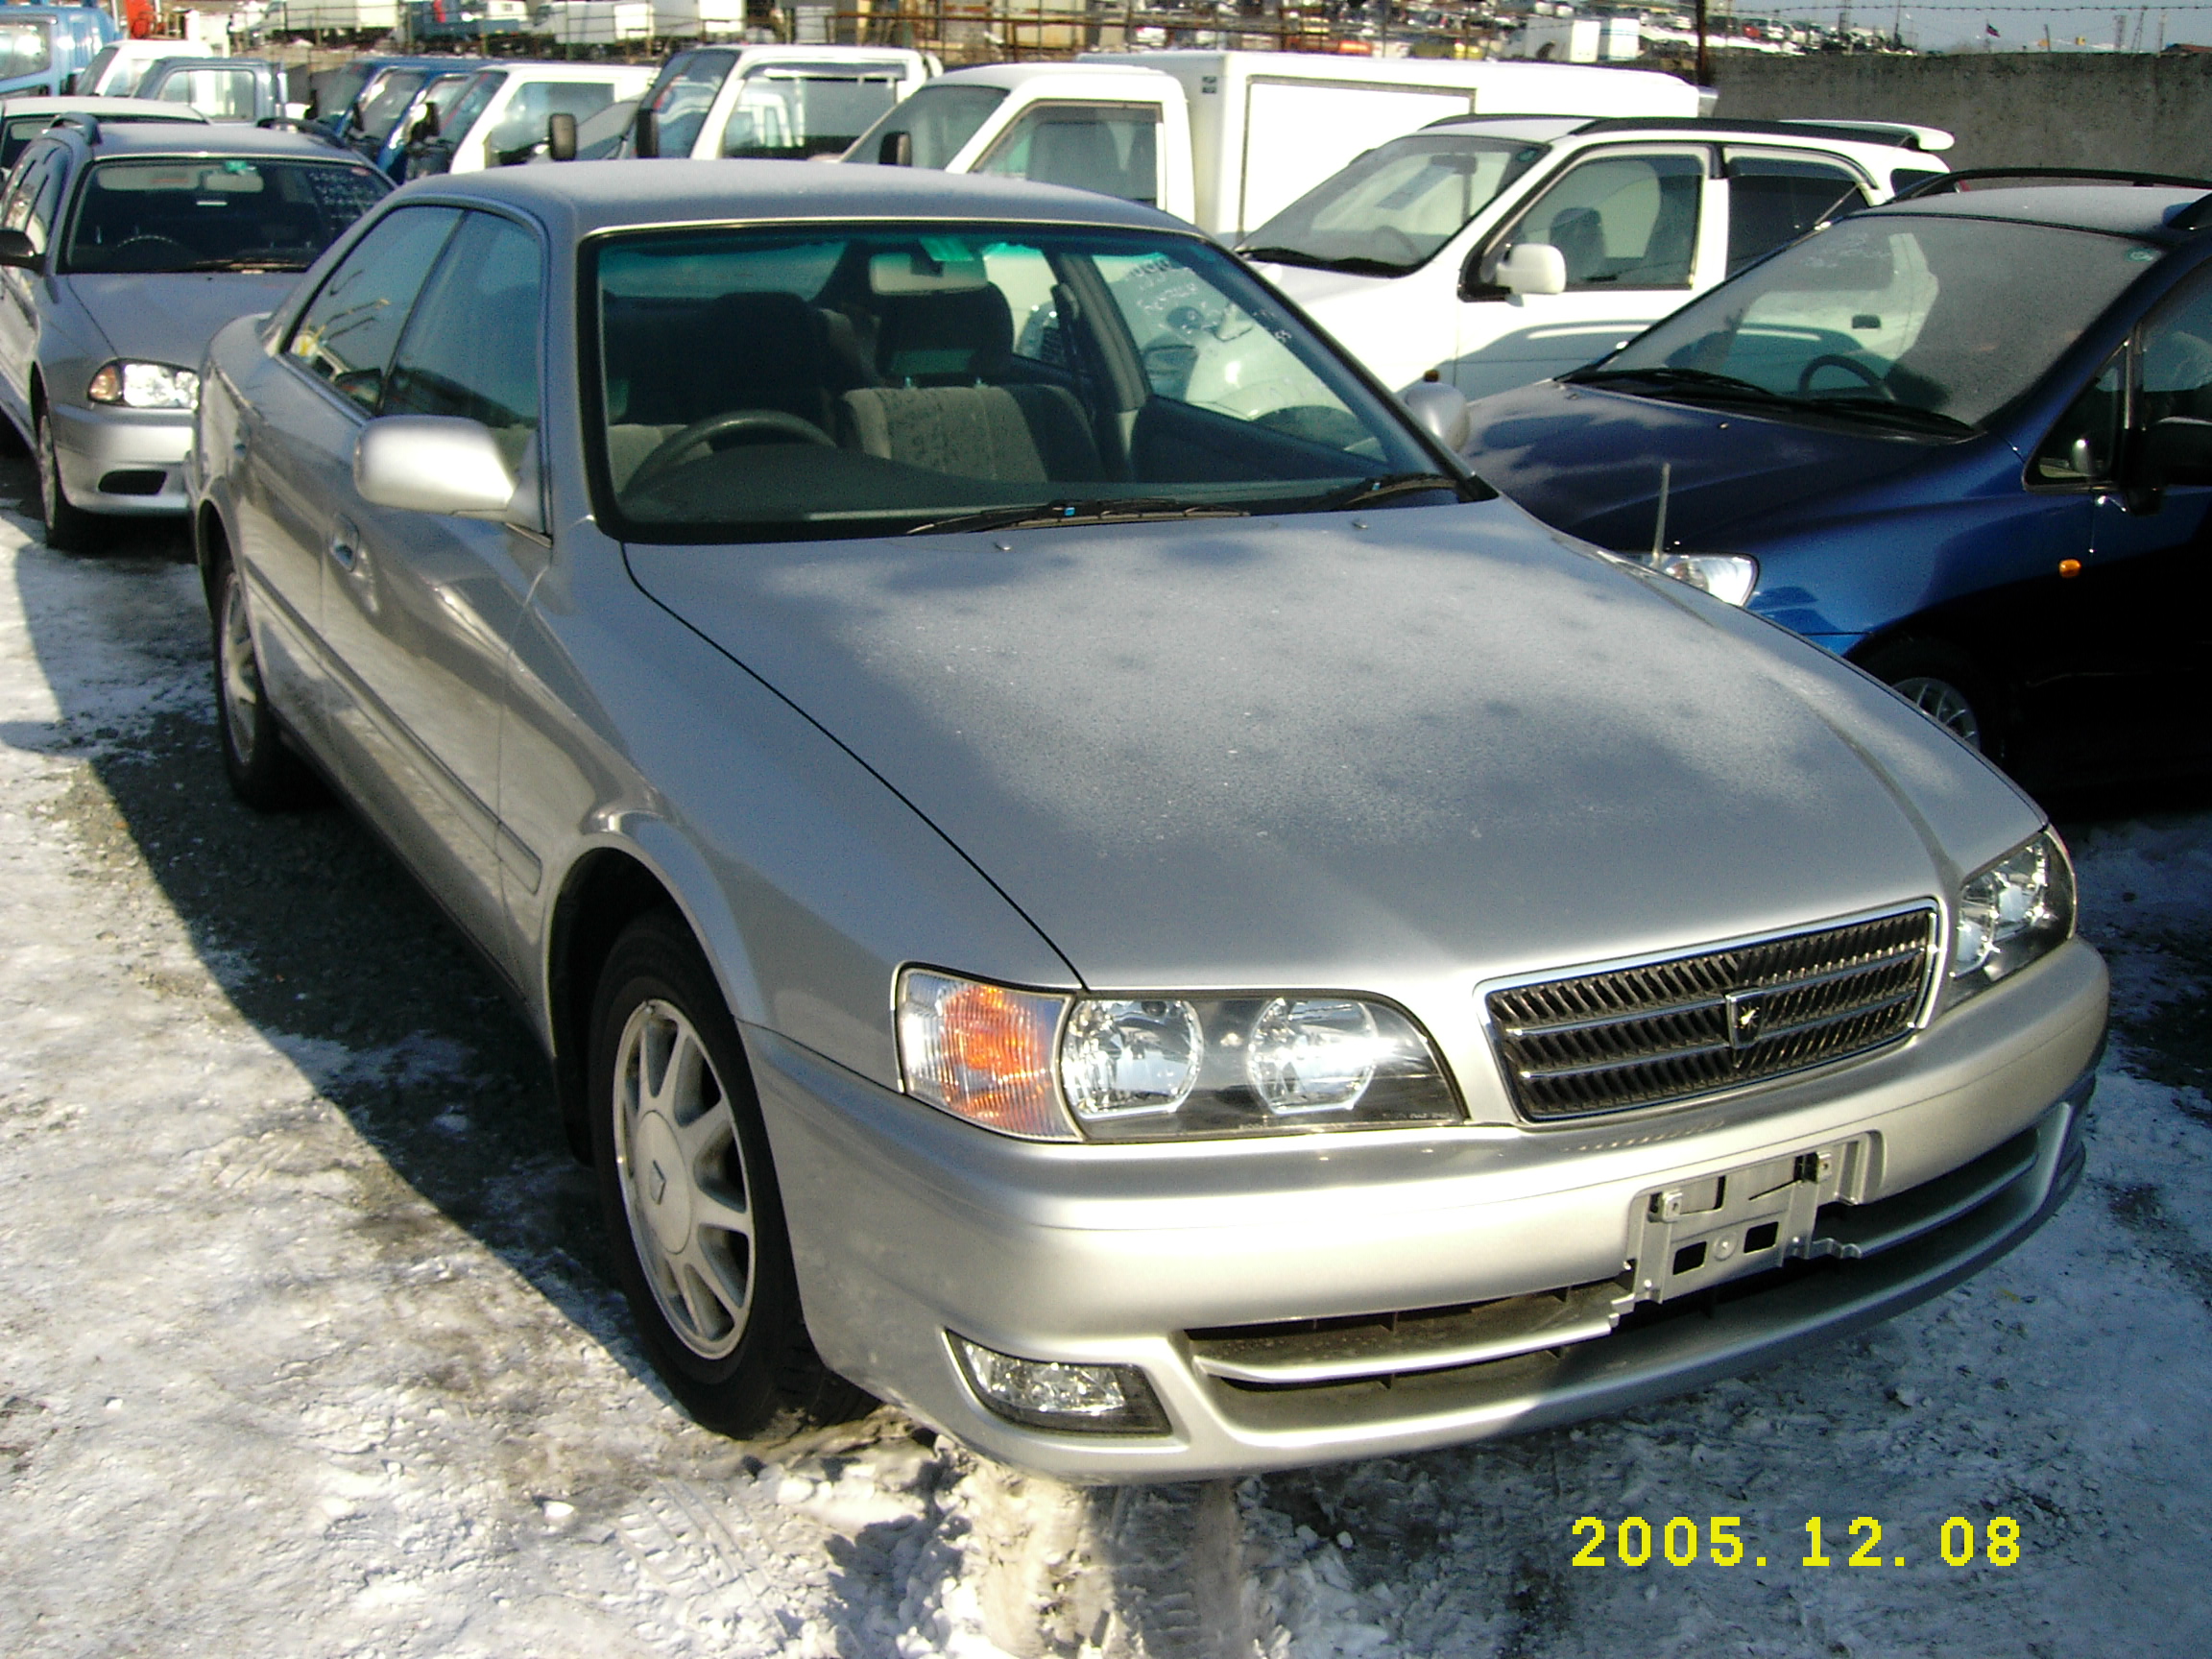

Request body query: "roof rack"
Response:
[1895, 166, 2212, 200]
[1416, 113, 1944, 151]
[51, 110, 98, 143]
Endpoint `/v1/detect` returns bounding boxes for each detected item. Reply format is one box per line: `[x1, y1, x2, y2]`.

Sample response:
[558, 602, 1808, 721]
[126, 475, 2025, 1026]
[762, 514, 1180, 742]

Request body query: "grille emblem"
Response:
[1724, 990, 1767, 1055]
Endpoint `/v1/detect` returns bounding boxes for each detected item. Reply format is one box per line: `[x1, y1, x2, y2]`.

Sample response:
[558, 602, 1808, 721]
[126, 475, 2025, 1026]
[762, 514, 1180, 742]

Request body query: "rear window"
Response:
[62, 157, 392, 275]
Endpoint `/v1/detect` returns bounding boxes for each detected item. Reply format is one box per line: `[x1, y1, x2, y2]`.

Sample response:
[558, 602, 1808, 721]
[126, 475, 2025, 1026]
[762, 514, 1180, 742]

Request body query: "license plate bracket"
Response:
[1629, 1138, 1868, 1303]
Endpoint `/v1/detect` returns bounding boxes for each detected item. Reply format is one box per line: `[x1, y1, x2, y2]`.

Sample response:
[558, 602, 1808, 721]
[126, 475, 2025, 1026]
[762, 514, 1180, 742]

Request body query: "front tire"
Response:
[1860, 640, 2002, 758]
[212, 554, 319, 810]
[34, 402, 98, 553]
[589, 910, 868, 1437]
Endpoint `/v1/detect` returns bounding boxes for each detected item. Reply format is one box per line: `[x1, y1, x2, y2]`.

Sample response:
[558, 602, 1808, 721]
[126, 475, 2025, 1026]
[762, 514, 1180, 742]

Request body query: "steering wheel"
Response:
[627, 409, 835, 493]
[104, 234, 195, 271]
[1796, 352, 1891, 398]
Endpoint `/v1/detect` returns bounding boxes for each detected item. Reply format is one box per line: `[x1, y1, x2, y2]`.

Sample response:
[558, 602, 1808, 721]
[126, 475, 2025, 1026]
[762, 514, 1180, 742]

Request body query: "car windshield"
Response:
[322, 62, 374, 124]
[723, 65, 905, 159]
[355, 68, 432, 146]
[1582, 212, 2158, 432]
[0, 21, 53, 80]
[848, 83, 1005, 167]
[439, 69, 505, 145]
[591, 224, 1452, 541]
[1242, 134, 1547, 275]
[63, 156, 391, 274]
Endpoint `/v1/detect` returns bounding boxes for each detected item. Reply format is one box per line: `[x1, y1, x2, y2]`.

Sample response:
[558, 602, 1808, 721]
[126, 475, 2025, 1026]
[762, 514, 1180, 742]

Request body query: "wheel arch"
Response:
[1845, 625, 2015, 757]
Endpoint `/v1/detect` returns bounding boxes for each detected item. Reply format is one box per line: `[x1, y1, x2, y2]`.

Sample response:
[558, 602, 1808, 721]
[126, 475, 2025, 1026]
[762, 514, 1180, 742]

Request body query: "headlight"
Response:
[86, 360, 201, 412]
[896, 969, 1462, 1141]
[1650, 552, 1758, 607]
[1949, 829, 2074, 1000]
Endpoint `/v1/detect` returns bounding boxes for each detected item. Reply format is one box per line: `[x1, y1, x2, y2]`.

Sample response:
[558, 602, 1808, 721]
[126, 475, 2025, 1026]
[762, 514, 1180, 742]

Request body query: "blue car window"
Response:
[2139, 283, 2212, 426]
[0, 19, 52, 79]
[2032, 356, 2124, 485]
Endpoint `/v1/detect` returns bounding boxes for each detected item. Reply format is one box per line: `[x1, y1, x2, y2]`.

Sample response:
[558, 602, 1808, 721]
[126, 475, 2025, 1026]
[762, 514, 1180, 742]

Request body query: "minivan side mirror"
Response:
[1494, 242, 1569, 298]
[878, 128, 912, 166]
[0, 228, 39, 271]
[355, 417, 518, 518]
[546, 110, 577, 161]
[2144, 416, 2212, 487]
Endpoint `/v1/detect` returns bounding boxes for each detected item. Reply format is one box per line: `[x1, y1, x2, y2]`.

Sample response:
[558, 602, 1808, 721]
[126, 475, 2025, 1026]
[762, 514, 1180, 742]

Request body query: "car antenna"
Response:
[1650, 462, 1671, 559]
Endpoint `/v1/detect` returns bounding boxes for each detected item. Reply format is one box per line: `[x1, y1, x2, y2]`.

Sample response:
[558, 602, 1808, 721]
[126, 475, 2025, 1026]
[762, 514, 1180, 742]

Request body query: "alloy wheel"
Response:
[219, 571, 262, 764]
[1890, 674, 1983, 750]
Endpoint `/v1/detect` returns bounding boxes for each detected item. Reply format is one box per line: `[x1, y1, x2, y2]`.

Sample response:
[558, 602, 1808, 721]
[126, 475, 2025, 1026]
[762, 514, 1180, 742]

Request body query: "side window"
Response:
[487, 81, 618, 165]
[2032, 355, 2124, 486]
[976, 105, 1160, 208]
[1724, 155, 1866, 276]
[287, 205, 462, 412]
[2137, 279, 2212, 429]
[2, 148, 55, 245]
[382, 212, 542, 469]
[1503, 152, 1704, 290]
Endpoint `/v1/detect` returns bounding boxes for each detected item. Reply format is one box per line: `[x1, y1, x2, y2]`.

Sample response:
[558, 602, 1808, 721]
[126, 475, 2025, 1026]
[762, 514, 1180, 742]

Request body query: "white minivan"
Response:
[1246, 115, 1952, 397]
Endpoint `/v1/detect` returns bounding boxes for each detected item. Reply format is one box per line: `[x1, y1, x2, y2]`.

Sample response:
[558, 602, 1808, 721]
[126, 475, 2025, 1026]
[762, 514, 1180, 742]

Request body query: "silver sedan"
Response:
[191, 160, 2106, 1479]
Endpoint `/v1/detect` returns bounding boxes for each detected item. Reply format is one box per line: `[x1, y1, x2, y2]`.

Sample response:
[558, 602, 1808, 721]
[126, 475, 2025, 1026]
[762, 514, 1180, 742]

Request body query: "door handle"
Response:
[327, 515, 361, 572]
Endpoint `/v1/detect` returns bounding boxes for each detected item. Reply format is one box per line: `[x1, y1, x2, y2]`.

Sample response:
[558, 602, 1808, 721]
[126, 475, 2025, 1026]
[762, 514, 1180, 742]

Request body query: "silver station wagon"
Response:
[191, 162, 2107, 1479]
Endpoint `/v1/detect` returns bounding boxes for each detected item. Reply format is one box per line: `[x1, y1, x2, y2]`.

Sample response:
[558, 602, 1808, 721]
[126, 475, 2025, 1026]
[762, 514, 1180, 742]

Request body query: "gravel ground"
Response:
[1, 464, 2206, 1658]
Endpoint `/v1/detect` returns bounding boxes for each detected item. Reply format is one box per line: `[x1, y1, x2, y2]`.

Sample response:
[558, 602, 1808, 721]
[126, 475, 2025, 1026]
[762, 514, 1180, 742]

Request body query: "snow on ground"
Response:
[0, 486, 2206, 1658]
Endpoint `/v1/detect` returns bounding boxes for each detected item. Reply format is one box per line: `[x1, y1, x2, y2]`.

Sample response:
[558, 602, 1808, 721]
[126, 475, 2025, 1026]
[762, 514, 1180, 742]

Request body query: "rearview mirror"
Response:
[2144, 415, 2212, 486]
[546, 110, 577, 161]
[354, 417, 518, 517]
[1495, 242, 1568, 298]
[0, 228, 39, 271]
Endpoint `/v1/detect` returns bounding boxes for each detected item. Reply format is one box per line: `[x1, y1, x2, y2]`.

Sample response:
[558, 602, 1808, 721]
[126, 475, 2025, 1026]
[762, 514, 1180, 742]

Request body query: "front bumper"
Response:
[50, 402, 194, 518]
[753, 938, 2105, 1479]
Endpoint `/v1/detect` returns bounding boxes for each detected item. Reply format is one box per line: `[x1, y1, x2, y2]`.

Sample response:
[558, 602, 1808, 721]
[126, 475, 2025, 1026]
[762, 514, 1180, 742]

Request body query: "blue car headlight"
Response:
[1650, 552, 1759, 607]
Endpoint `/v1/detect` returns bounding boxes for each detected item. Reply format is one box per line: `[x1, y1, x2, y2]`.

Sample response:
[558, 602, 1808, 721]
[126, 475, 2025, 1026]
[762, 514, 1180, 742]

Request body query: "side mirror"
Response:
[354, 417, 518, 517]
[632, 107, 658, 158]
[2144, 415, 2212, 487]
[0, 228, 39, 271]
[878, 128, 912, 166]
[1400, 373, 1471, 451]
[546, 110, 577, 161]
[1494, 242, 1568, 298]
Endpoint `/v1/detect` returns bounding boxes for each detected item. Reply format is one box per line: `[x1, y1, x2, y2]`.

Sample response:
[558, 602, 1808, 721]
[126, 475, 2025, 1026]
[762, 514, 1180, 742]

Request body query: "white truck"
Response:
[842, 50, 1704, 239]
[628, 43, 937, 160]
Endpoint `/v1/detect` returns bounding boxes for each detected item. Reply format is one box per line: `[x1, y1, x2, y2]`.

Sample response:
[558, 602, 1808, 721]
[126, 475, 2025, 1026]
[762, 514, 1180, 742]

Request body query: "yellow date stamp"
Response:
[1570, 1515, 2022, 1569]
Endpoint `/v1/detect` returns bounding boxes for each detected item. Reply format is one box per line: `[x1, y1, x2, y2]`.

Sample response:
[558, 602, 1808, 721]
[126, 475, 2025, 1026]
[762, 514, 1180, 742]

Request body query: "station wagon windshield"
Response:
[590, 225, 1451, 541]
[62, 157, 390, 274]
[1243, 134, 1547, 275]
[1579, 213, 2156, 432]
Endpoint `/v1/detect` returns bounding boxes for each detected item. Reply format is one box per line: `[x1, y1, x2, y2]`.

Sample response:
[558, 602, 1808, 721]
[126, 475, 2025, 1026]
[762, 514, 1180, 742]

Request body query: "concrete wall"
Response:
[1710, 54, 2212, 177]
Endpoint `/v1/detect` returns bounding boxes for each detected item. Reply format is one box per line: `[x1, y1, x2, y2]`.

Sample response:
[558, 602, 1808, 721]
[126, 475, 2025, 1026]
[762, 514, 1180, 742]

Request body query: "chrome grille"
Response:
[1487, 908, 1936, 1121]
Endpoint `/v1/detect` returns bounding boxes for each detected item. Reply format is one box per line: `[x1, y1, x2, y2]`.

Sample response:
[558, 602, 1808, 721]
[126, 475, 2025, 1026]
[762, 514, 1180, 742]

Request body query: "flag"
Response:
[1985, 20, 2000, 34]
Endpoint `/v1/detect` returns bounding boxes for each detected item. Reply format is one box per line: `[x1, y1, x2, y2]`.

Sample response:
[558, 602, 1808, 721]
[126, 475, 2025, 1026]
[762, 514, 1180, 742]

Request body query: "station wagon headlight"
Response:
[87, 360, 200, 412]
[898, 969, 1462, 1142]
[1949, 830, 2074, 1000]
[1650, 552, 1758, 607]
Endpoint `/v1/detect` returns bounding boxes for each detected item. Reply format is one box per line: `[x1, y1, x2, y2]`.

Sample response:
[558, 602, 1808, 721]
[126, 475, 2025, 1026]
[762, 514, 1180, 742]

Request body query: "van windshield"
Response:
[848, 83, 1005, 168]
[1242, 133, 1546, 276]
[591, 224, 1455, 542]
[0, 19, 54, 79]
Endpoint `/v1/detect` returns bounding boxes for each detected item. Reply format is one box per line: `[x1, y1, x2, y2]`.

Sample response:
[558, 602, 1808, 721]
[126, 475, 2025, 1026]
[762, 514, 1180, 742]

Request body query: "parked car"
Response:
[1246, 115, 1952, 397]
[1458, 171, 2212, 793]
[0, 6, 118, 102]
[191, 160, 2104, 1479]
[138, 57, 302, 125]
[335, 58, 482, 163]
[626, 44, 934, 162]
[0, 121, 390, 549]
[77, 36, 221, 100]
[0, 96, 207, 171]
[404, 60, 652, 175]
[308, 53, 461, 139]
[371, 70, 480, 180]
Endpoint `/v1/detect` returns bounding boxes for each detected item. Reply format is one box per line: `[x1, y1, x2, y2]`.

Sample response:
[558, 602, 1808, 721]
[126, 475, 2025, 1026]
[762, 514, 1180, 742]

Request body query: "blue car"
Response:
[0, 6, 118, 100]
[1459, 172, 2212, 793]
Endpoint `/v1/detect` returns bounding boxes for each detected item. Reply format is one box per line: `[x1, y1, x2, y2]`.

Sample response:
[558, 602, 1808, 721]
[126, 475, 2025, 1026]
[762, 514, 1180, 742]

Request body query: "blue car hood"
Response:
[1463, 381, 1947, 552]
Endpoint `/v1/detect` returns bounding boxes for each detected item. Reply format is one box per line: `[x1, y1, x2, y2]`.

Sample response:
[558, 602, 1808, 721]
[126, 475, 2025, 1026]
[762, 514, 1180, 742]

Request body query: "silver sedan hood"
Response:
[627, 501, 2041, 992]
[66, 273, 304, 366]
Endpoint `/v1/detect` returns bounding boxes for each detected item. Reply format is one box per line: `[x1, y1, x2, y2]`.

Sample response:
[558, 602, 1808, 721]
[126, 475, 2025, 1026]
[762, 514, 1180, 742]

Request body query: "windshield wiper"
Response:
[190, 256, 312, 273]
[1564, 366, 1795, 406]
[1238, 245, 1415, 277]
[1785, 396, 1976, 437]
[1302, 471, 1474, 512]
[905, 498, 1251, 536]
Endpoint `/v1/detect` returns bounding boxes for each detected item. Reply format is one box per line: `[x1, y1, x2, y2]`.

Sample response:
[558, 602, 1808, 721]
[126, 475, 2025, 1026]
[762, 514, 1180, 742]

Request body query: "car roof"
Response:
[1422, 113, 1944, 156]
[397, 156, 1194, 240]
[1862, 185, 2201, 239]
[51, 122, 368, 161]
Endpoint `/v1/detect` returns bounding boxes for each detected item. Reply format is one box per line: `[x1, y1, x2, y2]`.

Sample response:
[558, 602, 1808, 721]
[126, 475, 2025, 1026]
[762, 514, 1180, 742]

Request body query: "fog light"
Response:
[950, 1334, 1170, 1434]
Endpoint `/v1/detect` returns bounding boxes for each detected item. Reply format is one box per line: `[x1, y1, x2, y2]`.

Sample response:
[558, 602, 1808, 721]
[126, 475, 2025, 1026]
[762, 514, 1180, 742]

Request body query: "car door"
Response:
[247, 204, 463, 753]
[1720, 149, 1870, 279]
[1452, 146, 1717, 400]
[2050, 274, 2212, 776]
[317, 207, 547, 974]
[0, 140, 61, 432]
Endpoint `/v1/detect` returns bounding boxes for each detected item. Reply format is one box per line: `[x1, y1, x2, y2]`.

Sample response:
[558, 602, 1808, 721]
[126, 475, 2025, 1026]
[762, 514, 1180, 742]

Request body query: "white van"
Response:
[408, 60, 654, 175]
[845, 51, 1703, 239]
[628, 44, 937, 160]
[1248, 115, 1952, 397]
